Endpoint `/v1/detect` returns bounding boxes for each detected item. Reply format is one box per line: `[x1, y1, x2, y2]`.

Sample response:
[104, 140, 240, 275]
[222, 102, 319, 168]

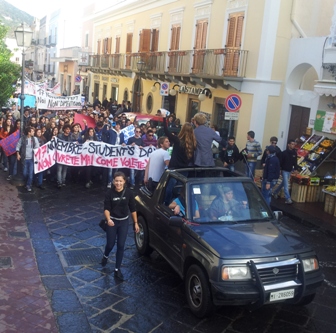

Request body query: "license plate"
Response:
[269, 289, 294, 302]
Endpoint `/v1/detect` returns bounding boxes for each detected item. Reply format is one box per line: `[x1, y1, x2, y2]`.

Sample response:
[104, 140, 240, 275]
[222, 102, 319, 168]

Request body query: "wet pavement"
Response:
[1, 172, 336, 333]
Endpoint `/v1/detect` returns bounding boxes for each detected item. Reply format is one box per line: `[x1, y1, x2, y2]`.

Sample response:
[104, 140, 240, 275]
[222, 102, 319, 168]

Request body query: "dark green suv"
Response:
[134, 168, 324, 318]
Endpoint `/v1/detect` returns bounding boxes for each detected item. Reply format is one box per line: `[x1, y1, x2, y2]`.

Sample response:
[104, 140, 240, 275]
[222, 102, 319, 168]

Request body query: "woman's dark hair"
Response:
[63, 124, 71, 131]
[9, 119, 20, 134]
[113, 171, 127, 182]
[84, 127, 97, 141]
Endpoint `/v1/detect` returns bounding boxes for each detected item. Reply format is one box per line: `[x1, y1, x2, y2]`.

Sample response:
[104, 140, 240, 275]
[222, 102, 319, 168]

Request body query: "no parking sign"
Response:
[225, 94, 242, 112]
[160, 82, 169, 96]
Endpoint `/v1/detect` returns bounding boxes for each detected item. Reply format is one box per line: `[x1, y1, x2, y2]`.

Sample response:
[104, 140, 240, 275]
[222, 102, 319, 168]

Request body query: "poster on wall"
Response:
[314, 110, 336, 134]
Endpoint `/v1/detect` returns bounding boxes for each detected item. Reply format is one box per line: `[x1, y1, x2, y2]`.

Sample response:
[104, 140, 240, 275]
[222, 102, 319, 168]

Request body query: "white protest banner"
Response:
[50, 82, 61, 95]
[34, 137, 156, 173]
[35, 88, 82, 110]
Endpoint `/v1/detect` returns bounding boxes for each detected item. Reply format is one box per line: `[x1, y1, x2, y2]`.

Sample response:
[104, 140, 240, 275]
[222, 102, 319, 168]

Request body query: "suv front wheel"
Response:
[185, 264, 213, 318]
[134, 216, 153, 255]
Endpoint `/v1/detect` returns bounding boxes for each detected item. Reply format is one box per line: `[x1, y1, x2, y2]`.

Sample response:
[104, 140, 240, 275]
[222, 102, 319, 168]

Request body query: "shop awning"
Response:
[314, 80, 336, 97]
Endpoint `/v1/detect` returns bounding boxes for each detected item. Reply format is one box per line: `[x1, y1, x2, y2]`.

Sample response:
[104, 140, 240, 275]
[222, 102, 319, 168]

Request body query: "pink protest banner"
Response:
[34, 138, 156, 173]
[0, 131, 20, 156]
[74, 113, 96, 130]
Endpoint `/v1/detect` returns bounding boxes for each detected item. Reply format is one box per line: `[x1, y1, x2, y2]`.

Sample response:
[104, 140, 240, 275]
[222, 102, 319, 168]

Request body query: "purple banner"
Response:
[0, 131, 20, 156]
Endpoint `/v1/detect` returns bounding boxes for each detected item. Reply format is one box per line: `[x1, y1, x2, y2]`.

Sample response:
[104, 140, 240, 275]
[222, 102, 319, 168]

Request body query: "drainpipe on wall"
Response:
[290, 0, 307, 38]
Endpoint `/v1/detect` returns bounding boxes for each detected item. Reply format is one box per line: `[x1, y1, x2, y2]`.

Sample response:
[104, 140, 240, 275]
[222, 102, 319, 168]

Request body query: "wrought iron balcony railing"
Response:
[89, 48, 248, 78]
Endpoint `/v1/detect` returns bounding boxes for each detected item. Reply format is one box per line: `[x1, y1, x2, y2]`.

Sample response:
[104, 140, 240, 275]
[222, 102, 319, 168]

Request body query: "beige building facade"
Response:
[85, 0, 336, 150]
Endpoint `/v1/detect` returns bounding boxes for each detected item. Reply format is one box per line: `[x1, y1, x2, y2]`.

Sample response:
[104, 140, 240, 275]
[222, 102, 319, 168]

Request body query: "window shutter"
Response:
[235, 15, 244, 47]
[170, 25, 180, 51]
[194, 22, 202, 49]
[175, 26, 181, 50]
[139, 29, 151, 52]
[108, 37, 112, 54]
[224, 12, 244, 76]
[103, 38, 108, 54]
[115, 37, 120, 53]
[126, 33, 133, 53]
[226, 12, 244, 48]
[194, 20, 207, 50]
[151, 29, 159, 52]
[226, 17, 236, 47]
[201, 22, 208, 49]
[97, 39, 101, 54]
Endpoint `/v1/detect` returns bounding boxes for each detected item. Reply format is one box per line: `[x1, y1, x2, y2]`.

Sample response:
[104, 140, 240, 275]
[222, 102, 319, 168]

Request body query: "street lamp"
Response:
[151, 81, 161, 92]
[12, 23, 33, 186]
[14, 23, 33, 134]
[198, 88, 212, 101]
[136, 61, 146, 112]
[169, 84, 180, 96]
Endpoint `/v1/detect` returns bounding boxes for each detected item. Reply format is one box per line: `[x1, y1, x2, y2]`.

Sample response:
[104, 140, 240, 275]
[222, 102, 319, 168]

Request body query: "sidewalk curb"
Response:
[271, 201, 336, 240]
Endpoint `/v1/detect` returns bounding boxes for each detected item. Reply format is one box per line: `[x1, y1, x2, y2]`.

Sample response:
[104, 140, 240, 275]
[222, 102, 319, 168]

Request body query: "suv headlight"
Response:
[302, 258, 319, 272]
[222, 266, 251, 280]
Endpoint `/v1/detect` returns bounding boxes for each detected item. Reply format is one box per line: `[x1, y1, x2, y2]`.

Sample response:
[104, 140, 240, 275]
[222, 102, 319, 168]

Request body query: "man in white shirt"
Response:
[144, 136, 170, 191]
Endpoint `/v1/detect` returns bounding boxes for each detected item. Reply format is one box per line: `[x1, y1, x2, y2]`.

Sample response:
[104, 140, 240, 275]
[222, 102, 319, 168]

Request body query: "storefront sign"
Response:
[225, 112, 239, 120]
[179, 86, 203, 96]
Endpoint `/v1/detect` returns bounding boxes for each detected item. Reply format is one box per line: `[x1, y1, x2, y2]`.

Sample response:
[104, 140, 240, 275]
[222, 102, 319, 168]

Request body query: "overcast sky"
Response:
[10, 0, 94, 19]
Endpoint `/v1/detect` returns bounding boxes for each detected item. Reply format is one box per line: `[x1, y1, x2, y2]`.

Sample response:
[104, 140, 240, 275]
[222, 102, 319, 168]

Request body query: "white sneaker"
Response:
[3, 168, 8, 172]
[85, 182, 91, 189]
[107, 183, 112, 188]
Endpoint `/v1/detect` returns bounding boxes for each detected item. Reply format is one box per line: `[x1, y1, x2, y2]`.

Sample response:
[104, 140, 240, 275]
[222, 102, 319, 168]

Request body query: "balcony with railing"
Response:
[88, 48, 248, 80]
[46, 35, 57, 47]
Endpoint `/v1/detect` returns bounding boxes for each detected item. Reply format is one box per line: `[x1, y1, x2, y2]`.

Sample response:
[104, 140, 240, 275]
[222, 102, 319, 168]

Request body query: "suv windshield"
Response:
[189, 181, 272, 223]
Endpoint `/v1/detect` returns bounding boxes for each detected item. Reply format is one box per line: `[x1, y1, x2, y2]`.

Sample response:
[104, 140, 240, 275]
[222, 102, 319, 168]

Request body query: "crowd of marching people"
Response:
[0, 97, 301, 277]
[0, 98, 298, 205]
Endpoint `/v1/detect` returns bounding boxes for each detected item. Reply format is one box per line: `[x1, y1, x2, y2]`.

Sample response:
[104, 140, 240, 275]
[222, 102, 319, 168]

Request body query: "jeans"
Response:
[273, 170, 291, 200]
[245, 161, 257, 180]
[107, 168, 114, 184]
[8, 154, 17, 176]
[57, 164, 68, 184]
[36, 171, 43, 186]
[104, 218, 129, 269]
[262, 179, 278, 205]
[227, 164, 235, 172]
[129, 169, 144, 186]
[23, 159, 34, 187]
[1, 149, 8, 169]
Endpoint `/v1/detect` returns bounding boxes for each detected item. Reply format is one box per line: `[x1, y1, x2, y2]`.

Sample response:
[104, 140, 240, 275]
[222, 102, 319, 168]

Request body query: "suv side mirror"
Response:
[273, 211, 283, 220]
[169, 216, 184, 227]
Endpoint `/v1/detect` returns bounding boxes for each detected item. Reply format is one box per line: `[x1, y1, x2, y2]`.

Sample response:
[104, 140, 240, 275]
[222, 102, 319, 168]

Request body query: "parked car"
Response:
[134, 168, 324, 318]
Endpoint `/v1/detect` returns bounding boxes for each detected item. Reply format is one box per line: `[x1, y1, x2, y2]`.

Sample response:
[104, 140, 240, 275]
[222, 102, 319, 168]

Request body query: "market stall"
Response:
[290, 125, 336, 212]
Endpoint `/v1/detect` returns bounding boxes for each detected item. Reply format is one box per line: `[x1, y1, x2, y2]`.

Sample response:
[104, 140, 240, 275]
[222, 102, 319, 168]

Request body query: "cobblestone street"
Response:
[1, 177, 336, 332]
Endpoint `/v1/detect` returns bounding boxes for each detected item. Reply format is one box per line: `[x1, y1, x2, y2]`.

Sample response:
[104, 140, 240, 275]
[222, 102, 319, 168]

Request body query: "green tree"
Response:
[0, 23, 21, 107]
